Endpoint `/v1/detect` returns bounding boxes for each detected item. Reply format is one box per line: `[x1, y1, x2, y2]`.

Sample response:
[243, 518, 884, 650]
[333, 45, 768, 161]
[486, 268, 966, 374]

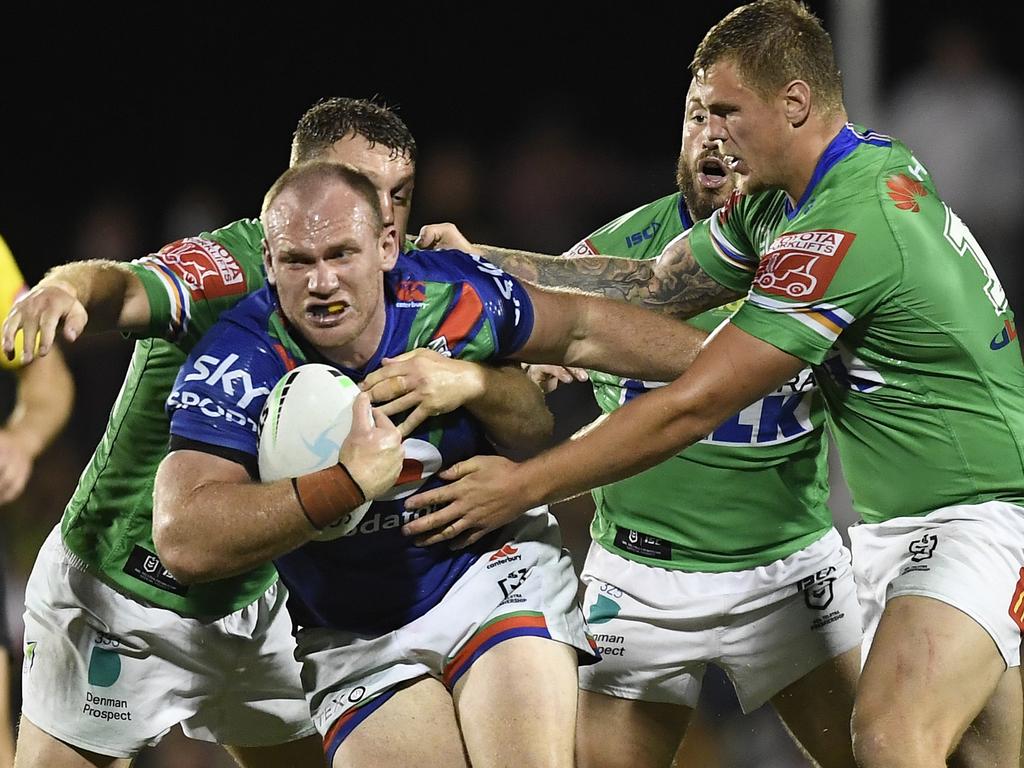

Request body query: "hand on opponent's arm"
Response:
[360, 348, 553, 452]
[2, 260, 150, 363]
[154, 392, 403, 583]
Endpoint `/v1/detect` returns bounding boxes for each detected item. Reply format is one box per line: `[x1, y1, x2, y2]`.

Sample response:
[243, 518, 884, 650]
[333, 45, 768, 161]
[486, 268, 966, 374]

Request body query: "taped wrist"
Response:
[292, 463, 366, 530]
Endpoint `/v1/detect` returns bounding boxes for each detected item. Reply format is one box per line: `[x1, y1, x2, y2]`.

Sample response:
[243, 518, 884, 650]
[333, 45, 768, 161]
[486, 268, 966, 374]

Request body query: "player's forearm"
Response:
[5, 350, 74, 458]
[518, 382, 715, 507]
[564, 294, 709, 381]
[466, 364, 554, 452]
[154, 470, 315, 584]
[41, 260, 149, 332]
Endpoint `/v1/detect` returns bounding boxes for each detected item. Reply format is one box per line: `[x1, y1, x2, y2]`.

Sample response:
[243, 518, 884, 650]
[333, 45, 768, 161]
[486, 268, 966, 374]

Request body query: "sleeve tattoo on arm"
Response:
[478, 241, 743, 322]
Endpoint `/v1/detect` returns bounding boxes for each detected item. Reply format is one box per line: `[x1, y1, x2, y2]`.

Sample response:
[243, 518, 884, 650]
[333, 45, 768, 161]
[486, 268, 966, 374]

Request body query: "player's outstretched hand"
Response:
[415, 222, 475, 253]
[340, 392, 404, 500]
[2, 281, 88, 363]
[361, 349, 485, 437]
[524, 364, 589, 394]
[402, 455, 529, 549]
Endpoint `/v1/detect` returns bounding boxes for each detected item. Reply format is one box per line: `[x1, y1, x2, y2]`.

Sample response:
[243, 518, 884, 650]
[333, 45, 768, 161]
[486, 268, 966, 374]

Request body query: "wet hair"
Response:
[691, 0, 843, 117]
[261, 161, 384, 234]
[290, 97, 418, 165]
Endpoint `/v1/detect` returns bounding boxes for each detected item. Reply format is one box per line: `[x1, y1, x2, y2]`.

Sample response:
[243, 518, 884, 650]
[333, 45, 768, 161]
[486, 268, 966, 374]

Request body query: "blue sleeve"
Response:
[166, 321, 285, 457]
[428, 249, 536, 358]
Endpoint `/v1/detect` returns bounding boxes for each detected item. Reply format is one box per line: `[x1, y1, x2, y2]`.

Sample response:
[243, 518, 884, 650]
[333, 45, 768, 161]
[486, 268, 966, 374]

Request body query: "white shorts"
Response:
[297, 508, 596, 763]
[849, 500, 1024, 668]
[21, 526, 315, 758]
[578, 527, 862, 713]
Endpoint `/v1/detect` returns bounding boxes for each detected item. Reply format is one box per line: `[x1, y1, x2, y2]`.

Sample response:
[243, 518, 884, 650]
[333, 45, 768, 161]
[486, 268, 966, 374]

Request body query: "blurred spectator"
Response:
[886, 19, 1024, 315]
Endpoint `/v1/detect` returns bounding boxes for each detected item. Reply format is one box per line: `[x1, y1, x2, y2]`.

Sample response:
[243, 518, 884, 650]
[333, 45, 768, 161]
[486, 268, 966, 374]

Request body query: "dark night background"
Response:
[2, 2, 1022, 766]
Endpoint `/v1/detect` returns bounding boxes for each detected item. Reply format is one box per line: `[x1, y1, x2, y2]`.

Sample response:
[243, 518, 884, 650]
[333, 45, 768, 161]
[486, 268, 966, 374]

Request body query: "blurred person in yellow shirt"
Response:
[0, 234, 74, 767]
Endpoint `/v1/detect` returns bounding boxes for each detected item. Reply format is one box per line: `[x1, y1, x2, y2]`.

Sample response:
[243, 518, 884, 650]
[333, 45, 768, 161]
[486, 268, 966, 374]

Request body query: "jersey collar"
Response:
[786, 123, 870, 219]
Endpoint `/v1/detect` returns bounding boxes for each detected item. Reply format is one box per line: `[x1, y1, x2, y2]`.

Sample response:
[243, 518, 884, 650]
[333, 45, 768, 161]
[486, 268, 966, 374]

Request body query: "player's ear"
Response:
[783, 79, 811, 128]
[379, 224, 399, 271]
[262, 239, 276, 285]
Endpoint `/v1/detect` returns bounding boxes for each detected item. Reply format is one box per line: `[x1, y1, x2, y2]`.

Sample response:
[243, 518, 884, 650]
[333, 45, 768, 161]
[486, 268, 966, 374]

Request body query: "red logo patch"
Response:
[157, 238, 247, 300]
[395, 279, 426, 303]
[489, 544, 519, 561]
[886, 173, 928, 213]
[563, 238, 597, 257]
[1009, 567, 1024, 632]
[754, 229, 855, 301]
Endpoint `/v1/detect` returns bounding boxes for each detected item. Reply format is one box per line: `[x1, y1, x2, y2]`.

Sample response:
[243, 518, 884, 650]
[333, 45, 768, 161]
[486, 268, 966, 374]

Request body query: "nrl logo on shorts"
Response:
[797, 566, 837, 610]
[908, 533, 938, 562]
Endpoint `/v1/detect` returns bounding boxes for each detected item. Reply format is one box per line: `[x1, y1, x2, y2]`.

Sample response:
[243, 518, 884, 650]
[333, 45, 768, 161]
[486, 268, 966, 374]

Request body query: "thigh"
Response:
[949, 666, 1022, 768]
[21, 535, 181, 758]
[333, 678, 466, 768]
[576, 689, 692, 768]
[855, 595, 1007, 757]
[770, 644, 859, 768]
[13, 716, 133, 768]
[453, 636, 578, 768]
[180, 583, 315, 748]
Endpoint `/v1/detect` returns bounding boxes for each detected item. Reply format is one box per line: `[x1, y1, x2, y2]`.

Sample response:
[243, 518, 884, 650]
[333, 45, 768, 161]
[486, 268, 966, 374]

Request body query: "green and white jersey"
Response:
[61, 219, 272, 616]
[573, 192, 831, 572]
[689, 124, 1024, 523]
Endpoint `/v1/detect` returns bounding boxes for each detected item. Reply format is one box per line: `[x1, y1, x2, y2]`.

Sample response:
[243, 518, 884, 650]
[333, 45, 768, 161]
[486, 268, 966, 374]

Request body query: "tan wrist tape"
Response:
[292, 463, 366, 530]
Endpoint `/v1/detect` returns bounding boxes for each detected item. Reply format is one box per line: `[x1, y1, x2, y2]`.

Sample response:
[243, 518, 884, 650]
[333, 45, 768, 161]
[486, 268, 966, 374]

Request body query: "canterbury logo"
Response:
[490, 544, 519, 561]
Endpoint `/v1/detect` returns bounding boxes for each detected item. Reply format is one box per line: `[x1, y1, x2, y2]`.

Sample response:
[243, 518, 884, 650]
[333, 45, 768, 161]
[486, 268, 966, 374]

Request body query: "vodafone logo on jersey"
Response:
[754, 230, 854, 302]
[157, 237, 247, 299]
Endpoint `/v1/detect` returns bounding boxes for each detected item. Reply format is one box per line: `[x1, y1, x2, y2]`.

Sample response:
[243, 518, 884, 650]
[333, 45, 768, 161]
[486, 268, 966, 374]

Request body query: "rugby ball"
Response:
[258, 363, 372, 539]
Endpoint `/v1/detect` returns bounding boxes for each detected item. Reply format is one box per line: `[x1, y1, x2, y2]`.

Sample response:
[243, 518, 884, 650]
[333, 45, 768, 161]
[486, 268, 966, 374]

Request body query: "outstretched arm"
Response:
[510, 283, 711, 382]
[361, 350, 553, 451]
[402, 324, 805, 547]
[2, 260, 151, 363]
[418, 223, 742, 322]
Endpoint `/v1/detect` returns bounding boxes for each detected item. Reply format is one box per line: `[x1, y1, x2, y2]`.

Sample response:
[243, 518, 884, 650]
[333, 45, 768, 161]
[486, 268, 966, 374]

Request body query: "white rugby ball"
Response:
[258, 363, 372, 539]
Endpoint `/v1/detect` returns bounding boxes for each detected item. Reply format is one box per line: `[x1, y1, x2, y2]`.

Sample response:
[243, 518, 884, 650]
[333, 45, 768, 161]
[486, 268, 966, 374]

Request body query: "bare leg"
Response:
[771, 644, 859, 768]
[852, 596, 1009, 768]
[13, 716, 132, 768]
[577, 689, 692, 768]
[332, 678, 467, 768]
[948, 666, 1022, 768]
[454, 637, 578, 768]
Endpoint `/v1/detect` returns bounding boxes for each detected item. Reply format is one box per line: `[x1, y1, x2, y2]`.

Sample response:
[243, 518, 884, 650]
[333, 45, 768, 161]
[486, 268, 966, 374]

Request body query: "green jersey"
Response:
[61, 219, 272, 616]
[574, 192, 831, 571]
[689, 124, 1024, 523]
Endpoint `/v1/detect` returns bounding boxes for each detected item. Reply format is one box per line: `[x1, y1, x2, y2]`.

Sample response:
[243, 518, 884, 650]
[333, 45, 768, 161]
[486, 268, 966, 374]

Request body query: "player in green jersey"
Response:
[2, 99, 555, 768]
[404, 2, 1024, 765]
[419, 77, 861, 768]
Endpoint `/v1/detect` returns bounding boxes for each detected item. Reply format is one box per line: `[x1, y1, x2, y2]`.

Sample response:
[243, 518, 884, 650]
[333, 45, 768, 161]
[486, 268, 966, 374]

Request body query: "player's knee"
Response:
[851, 709, 949, 768]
